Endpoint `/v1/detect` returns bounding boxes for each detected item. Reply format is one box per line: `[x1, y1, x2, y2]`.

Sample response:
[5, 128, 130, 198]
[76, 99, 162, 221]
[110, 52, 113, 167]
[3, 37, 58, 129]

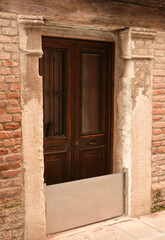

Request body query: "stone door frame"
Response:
[18, 16, 156, 240]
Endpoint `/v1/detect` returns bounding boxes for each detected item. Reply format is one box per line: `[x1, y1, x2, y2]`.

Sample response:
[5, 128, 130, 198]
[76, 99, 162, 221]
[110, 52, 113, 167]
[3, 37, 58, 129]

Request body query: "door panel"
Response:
[74, 41, 110, 180]
[40, 38, 73, 185]
[40, 37, 113, 185]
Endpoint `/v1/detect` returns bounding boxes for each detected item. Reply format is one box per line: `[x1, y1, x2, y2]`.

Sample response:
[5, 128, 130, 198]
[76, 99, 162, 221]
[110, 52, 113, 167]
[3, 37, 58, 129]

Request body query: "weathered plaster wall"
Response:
[152, 31, 165, 211]
[0, 12, 24, 240]
[19, 16, 46, 240]
[118, 28, 155, 217]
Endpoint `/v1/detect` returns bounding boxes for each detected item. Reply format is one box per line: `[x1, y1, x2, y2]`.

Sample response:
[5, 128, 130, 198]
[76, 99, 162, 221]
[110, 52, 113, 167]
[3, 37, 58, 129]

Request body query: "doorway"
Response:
[40, 37, 114, 185]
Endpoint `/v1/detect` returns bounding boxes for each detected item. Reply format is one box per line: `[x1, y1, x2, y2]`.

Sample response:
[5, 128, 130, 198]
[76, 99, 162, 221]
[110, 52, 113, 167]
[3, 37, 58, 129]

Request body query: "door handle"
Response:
[45, 144, 60, 148]
[88, 141, 97, 145]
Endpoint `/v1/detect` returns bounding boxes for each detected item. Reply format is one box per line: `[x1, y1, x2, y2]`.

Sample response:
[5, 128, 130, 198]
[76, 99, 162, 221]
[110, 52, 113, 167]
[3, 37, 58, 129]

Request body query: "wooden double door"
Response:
[40, 37, 114, 185]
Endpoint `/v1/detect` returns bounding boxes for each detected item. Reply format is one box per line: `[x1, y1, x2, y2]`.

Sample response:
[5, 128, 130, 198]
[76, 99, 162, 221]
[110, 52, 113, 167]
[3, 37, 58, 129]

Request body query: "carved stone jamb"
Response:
[18, 16, 46, 240]
[119, 27, 156, 217]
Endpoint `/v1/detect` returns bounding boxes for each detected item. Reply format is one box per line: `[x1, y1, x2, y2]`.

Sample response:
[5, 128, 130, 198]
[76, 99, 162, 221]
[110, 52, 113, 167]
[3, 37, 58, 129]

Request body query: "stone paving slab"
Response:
[138, 211, 165, 232]
[48, 211, 165, 240]
[116, 220, 159, 239]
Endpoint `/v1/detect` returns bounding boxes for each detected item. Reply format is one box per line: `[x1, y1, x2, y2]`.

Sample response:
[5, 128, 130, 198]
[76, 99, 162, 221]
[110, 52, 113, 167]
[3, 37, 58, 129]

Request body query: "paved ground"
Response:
[48, 211, 165, 240]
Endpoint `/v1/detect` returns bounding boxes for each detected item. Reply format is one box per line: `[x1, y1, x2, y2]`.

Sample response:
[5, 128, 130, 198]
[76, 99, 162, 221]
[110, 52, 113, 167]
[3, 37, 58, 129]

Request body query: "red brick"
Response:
[0, 67, 11, 75]
[12, 67, 19, 74]
[154, 63, 164, 69]
[13, 115, 21, 122]
[153, 96, 165, 101]
[12, 36, 19, 44]
[6, 92, 19, 99]
[153, 129, 162, 135]
[152, 148, 158, 154]
[153, 142, 162, 147]
[0, 157, 3, 163]
[0, 19, 10, 27]
[0, 187, 21, 199]
[153, 109, 165, 115]
[154, 77, 163, 83]
[0, 93, 5, 99]
[11, 53, 19, 60]
[162, 129, 165, 134]
[153, 103, 164, 108]
[0, 109, 3, 114]
[0, 148, 8, 155]
[5, 154, 22, 162]
[0, 35, 11, 43]
[153, 122, 165, 128]
[158, 147, 165, 153]
[0, 76, 4, 82]
[4, 44, 18, 52]
[11, 21, 17, 28]
[11, 162, 21, 169]
[0, 52, 11, 60]
[5, 76, 19, 83]
[15, 138, 21, 145]
[0, 141, 3, 147]
[4, 123, 19, 130]
[1, 60, 19, 68]
[11, 145, 21, 153]
[9, 99, 18, 106]
[154, 70, 165, 76]
[0, 131, 12, 139]
[4, 139, 16, 147]
[0, 100, 8, 108]
[0, 178, 22, 188]
[154, 83, 165, 89]
[13, 130, 21, 138]
[2, 169, 21, 178]
[0, 84, 8, 91]
[10, 83, 19, 91]
[0, 163, 10, 171]
[2, 27, 18, 36]
[6, 107, 21, 114]
[153, 116, 162, 121]
[153, 49, 162, 57]
[155, 43, 165, 50]
[0, 115, 12, 123]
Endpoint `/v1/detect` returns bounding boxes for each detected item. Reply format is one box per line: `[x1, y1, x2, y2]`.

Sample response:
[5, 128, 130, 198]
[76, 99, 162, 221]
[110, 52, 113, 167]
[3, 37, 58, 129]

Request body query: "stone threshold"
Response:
[47, 215, 131, 239]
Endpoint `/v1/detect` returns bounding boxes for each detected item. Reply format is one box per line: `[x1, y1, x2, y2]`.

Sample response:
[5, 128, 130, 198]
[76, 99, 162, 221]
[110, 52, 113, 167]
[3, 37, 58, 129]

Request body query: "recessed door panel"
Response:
[44, 153, 68, 185]
[80, 148, 106, 179]
[82, 53, 102, 135]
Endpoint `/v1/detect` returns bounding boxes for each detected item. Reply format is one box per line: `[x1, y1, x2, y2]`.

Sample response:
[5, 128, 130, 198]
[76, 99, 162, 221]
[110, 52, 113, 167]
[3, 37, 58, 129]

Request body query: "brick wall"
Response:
[0, 13, 24, 240]
[152, 31, 165, 211]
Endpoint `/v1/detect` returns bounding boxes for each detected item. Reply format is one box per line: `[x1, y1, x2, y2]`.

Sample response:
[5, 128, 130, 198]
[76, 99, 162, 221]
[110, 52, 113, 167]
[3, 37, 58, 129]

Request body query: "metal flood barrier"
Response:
[45, 170, 127, 234]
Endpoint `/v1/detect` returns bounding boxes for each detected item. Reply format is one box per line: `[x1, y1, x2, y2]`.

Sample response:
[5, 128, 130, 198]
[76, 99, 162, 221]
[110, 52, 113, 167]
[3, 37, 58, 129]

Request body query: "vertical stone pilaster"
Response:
[18, 16, 46, 240]
[119, 28, 156, 217]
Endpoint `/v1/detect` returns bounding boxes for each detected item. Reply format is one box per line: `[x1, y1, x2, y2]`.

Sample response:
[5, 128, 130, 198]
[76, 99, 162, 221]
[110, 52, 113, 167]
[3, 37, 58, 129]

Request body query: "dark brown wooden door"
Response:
[40, 37, 114, 185]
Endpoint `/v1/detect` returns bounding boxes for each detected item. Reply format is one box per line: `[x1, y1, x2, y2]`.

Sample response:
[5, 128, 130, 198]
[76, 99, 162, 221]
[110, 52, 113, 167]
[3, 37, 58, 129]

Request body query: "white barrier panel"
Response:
[45, 173, 124, 234]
